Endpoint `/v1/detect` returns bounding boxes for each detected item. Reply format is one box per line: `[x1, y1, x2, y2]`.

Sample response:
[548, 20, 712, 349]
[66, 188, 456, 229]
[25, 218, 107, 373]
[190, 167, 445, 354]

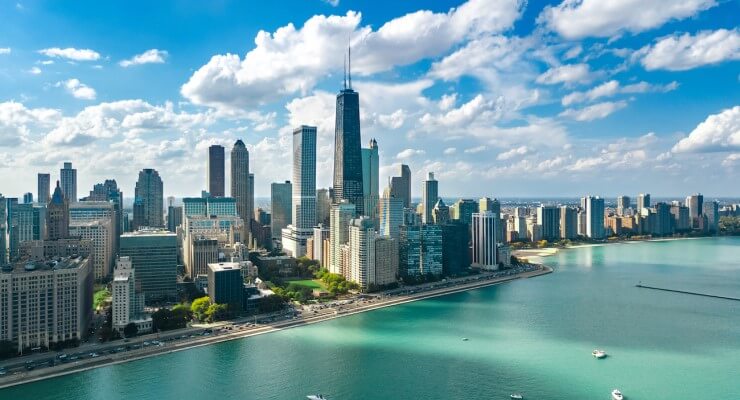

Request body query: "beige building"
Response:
[0, 256, 93, 352]
[374, 237, 399, 286]
[70, 217, 114, 281]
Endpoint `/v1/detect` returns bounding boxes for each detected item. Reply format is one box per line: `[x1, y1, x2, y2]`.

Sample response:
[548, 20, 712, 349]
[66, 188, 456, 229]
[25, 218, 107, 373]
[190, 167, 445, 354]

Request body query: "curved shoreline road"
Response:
[0, 265, 552, 390]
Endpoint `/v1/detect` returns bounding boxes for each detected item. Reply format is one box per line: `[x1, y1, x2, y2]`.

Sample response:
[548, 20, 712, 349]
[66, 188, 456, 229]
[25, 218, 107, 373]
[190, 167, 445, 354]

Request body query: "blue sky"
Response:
[0, 0, 738, 199]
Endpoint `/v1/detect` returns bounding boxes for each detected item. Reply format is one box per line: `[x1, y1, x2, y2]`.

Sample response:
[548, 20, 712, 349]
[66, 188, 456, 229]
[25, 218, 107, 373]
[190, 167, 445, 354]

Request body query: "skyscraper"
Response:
[332, 48, 364, 211]
[270, 181, 292, 240]
[685, 193, 704, 228]
[231, 140, 250, 234]
[450, 199, 479, 225]
[399, 224, 442, 276]
[60, 162, 77, 203]
[559, 206, 578, 240]
[133, 169, 164, 229]
[616, 195, 631, 216]
[348, 217, 375, 288]
[471, 211, 499, 270]
[379, 195, 404, 240]
[120, 230, 177, 303]
[282, 126, 317, 257]
[637, 193, 650, 214]
[389, 164, 411, 208]
[703, 200, 719, 232]
[432, 198, 450, 224]
[583, 196, 605, 239]
[208, 145, 225, 197]
[37, 173, 51, 204]
[361, 139, 379, 217]
[422, 172, 438, 224]
[316, 188, 331, 225]
[537, 205, 560, 241]
[329, 201, 356, 275]
[46, 181, 69, 240]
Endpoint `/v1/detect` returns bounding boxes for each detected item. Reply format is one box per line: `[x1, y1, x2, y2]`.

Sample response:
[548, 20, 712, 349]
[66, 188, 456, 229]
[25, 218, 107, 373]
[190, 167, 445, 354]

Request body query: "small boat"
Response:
[510, 393, 524, 399]
[611, 389, 623, 400]
[592, 349, 607, 359]
[307, 395, 328, 400]
[462, 338, 469, 341]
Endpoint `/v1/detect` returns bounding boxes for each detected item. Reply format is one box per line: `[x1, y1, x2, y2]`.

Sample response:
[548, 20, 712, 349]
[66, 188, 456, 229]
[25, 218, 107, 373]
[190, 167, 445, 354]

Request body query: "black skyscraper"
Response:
[332, 48, 363, 213]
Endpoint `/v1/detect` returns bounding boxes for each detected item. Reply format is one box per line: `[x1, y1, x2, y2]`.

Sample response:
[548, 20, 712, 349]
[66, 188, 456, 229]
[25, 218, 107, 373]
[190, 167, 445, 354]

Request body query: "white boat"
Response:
[307, 395, 328, 400]
[592, 349, 607, 359]
[611, 389, 624, 400]
[510, 393, 524, 399]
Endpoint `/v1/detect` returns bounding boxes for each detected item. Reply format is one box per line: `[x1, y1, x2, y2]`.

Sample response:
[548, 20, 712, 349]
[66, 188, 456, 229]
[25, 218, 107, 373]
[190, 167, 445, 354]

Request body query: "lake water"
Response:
[5, 237, 739, 399]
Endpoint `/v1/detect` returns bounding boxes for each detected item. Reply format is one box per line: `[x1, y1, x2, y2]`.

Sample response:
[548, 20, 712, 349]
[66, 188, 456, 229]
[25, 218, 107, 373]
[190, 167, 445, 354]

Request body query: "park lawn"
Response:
[287, 279, 327, 291]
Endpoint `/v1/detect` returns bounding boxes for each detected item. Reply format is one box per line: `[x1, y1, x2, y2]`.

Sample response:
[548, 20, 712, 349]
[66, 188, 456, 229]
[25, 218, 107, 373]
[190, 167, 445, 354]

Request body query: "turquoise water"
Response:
[5, 237, 740, 399]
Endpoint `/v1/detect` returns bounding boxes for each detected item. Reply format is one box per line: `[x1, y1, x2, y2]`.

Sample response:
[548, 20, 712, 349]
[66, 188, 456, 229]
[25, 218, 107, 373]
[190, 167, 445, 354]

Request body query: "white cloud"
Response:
[443, 147, 457, 155]
[38, 47, 100, 61]
[376, 109, 407, 130]
[27, 67, 42, 75]
[564, 45, 582, 60]
[55, 79, 97, 100]
[322, 0, 339, 6]
[438, 93, 458, 111]
[497, 145, 531, 160]
[672, 106, 740, 153]
[464, 145, 486, 154]
[396, 148, 425, 159]
[536, 63, 595, 85]
[559, 100, 627, 121]
[0, 48, 10, 55]
[539, 0, 717, 40]
[637, 29, 740, 71]
[0, 101, 61, 147]
[722, 153, 740, 168]
[119, 49, 168, 67]
[420, 94, 502, 129]
[562, 80, 678, 106]
[181, 0, 523, 110]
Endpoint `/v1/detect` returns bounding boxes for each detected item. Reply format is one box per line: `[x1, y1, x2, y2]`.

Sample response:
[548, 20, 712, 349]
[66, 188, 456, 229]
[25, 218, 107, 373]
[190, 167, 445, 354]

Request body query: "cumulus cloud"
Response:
[181, 0, 523, 110]
[562, 80, 678, 106]
[0, 101, 61, 147]
[55, 79, 97, 100]
[539, 0, 717, 39]
[672, 106, 740, 153]
[536, 63, 596, 85]
[722, 153, 740, 167]
[497, 145, 531, 160]
[420, 94, 502, 129]
[38, 47, 100, 61]
[396, 148, 425, 159]
[559, 100, 627, 121]
[443, 147, 457, 155]
[119, 49, 168, 67]
[27, 66, 42, 75]
[637, 29, 740, 71]
[0, 48, 10, 55]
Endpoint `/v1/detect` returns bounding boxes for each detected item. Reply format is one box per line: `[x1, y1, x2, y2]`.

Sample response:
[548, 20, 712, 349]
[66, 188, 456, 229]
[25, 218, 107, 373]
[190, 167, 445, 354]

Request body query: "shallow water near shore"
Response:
[4, 237, 739, 399]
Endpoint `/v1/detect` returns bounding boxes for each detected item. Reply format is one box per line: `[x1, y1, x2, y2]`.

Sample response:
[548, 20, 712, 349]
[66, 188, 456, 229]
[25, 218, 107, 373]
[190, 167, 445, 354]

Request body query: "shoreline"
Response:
[0, 265, 552, 390]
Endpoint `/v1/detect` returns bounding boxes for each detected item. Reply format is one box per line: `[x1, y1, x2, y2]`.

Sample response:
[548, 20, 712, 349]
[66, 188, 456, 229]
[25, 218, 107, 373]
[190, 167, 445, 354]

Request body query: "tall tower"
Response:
[471, 211, 499, 270]
[281, 126, 317, 257]
[422, 172, 438, 224]
[390, 165, 411, 208]
[208, 145, 225, 197]
[46, 181, 69, 240]
[361, 139, 379, 217]
[38, 173, 51, 204]
[133, 169, 164, 229]
[231, 140, 250, 234]
[60, 162, 77, 203]
[332, 46, 364, 212]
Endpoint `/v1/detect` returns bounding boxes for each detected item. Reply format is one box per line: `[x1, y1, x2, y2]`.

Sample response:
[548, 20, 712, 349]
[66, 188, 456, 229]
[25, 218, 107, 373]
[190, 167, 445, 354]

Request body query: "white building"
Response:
[0, 256, 93, 352]
[379, 194, 403, 240]
[349, 217, 375, 288]
[111, 257, 151, 334]
[329, 201, 356, 275]
[70, 218, 114, 281]
[374, 236, 398, 286]
[282, 125, 317, 258]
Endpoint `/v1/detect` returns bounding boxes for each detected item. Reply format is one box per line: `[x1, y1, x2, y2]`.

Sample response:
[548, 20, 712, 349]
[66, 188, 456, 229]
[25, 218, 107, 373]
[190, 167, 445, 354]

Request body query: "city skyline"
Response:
[0, 0, 739, 199]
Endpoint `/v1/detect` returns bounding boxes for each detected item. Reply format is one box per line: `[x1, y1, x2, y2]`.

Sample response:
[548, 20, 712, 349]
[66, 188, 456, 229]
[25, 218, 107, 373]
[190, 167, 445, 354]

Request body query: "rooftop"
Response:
[2, 256, 87, 274]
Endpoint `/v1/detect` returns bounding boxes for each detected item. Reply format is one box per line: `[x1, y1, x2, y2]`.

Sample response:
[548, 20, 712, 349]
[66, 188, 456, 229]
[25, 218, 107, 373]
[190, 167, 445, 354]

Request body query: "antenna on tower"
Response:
[348, 40, 352, 89]
[343, 53, 347, 90]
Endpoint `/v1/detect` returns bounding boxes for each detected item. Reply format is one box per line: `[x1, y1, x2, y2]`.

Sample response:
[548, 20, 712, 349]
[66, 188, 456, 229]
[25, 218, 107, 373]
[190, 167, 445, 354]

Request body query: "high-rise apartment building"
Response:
[329, 201, 356, 275]
[685, 193, 704, 228]
[703, 200, 719, 232]
[37, 173, 51, 205]
[361, 139, 379, 217]
[559, 206, 578, 239]
[133, 169, 164, 229]
[637, 193, 650, 214]
[583, 196, 605, 239]
[537, 205, 560, 241]
[348, 217, 375, 288]
[70, 218, 113, 280]
[112, 256, 149, 333]
[312, 224, 330, 267]
[374, 236, 399, 286]
[616, 195, 630, 216]
[421, 173, 438, 224]
[208, 145, 225, 197]
[399, 224, 442, 277]
[60, 162, 77, 203]
[379, 195, 404, 240]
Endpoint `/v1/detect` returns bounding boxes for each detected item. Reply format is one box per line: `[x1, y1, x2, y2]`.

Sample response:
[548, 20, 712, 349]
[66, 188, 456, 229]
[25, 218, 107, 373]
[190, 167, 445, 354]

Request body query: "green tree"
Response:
[123, 322, 138, 338]
[191, 296, 212, 322]
[205, 303, 229, 322]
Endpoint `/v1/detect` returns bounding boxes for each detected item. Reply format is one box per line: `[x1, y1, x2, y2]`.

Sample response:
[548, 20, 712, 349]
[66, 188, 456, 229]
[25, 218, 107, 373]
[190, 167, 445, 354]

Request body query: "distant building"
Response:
[312, 224, 330, 267]
[361, 139, 379, 218]
[653, 202, 674, 236]
[167, 205, 183, 232]
[70, 218, 114, 281]
[432, 198, 450, 225]
[270, 181, 292, 241]
[22, 192, 33, 204]
[46, 181, 69, 241]
[471, 212, 499, 270]
[421, 173, 438, 224]
[282, 126, 317, 258]
[379, 195, 403, 240]
[120, 230, 177, 303]
[616, 195, 630, 216]
[37, 173, 51, 205]
[389, 164, 411, 208]
[231, 140, 251, 237]
[583, 196, 605, 239]
[559, 206, 578, 239]
[537, 205, 560, 241]
[208, 145, 225, 197]
[330, 201, 356, 275]
[60, 162, 77, 203]
[316, 188, 331, 226]
[208, 262, 244, 311]
[670, 205, 690, 231]
[686, 193, 704, 228]
[637, 193, 650, 214]
[183, 197, 237, 218]
[133, 169, 164, 229]
[703, 201, 719, 232]
[0, 256, 93, 352]
[450, 199, 478, 225]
